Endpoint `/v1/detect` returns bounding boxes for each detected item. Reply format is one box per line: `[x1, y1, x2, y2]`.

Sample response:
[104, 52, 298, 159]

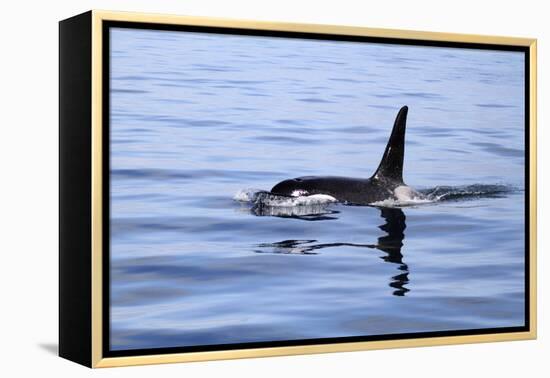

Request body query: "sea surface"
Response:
[109, 28, 526, 351]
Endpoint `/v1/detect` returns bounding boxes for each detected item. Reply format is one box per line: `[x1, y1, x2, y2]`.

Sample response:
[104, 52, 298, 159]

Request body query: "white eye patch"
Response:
[291, 189, 309, 197]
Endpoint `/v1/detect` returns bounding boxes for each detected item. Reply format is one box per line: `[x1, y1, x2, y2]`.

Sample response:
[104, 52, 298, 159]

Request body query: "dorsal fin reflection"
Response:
[253, 207, 409, 296]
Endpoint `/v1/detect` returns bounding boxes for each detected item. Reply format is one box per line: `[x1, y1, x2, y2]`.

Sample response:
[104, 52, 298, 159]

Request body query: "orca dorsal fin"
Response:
[371, 105, 408, 183]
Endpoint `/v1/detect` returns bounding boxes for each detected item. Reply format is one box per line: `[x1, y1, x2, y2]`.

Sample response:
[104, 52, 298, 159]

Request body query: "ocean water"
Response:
[109, 28, 526, 351]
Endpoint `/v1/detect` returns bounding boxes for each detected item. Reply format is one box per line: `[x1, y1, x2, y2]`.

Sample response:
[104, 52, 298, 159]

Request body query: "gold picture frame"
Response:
[59, 9, 537, 368]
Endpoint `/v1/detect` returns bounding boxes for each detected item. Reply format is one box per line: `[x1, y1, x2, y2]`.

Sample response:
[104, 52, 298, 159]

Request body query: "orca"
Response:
[270, 106, 420, 205]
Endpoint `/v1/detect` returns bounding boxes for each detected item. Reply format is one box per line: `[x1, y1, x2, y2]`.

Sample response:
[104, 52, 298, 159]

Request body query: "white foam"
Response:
[233, 189, 336, 207]
[232, 188, 262, 202]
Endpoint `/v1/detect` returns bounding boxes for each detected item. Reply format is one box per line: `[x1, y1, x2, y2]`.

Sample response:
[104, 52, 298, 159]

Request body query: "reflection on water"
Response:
[378, 208, 409, 296]
[251, 204, 340, 221]
[255, 208, 409, 296]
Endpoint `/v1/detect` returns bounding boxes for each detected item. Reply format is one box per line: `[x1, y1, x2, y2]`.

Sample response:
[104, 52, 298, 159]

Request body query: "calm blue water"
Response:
[109, 28, 525, 351]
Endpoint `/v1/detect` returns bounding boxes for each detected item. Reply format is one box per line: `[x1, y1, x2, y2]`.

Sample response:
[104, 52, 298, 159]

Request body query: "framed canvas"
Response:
[59, 10, 537, 368]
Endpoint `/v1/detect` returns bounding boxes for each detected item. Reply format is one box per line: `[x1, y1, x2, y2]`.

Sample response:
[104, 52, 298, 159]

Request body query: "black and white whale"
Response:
[270, 106, 422, 205]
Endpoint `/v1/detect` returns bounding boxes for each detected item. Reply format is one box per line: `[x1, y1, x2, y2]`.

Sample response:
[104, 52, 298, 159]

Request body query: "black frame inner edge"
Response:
[101, 20, 531, 358]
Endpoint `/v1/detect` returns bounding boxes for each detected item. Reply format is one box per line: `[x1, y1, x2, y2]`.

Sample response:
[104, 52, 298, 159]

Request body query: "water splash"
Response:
[234, 189, 337, 206]
[372, 184, 517, 207]
[420, 184, 515, 202]
[234, 188, 338, 219]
